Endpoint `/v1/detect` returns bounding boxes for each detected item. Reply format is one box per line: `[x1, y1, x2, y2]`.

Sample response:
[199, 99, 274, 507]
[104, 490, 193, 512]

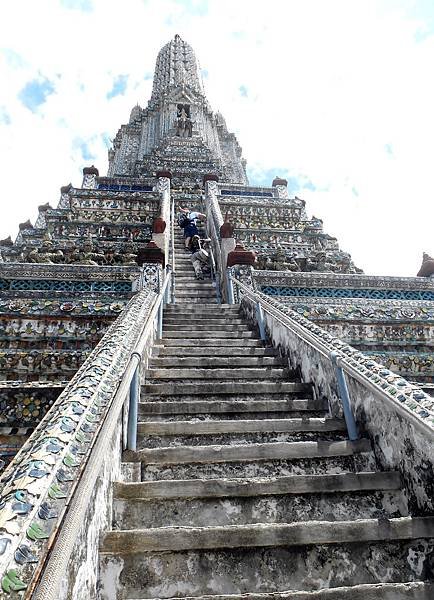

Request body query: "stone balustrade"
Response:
[0, 289, 156, 597]
[237, 281, 434, 515]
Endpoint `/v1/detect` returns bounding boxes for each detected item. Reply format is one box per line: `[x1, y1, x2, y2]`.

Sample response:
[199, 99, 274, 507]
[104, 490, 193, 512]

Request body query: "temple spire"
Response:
[150, 34, 203, 103]
[108, 35, 248, 185]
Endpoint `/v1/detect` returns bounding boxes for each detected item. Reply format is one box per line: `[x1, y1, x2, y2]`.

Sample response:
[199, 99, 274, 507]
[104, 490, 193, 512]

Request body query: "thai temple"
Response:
[0, 34, 433, 599]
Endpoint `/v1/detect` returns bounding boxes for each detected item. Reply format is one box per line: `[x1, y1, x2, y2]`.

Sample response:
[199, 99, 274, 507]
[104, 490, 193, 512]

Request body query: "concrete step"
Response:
[175, 282, 213, 288]
[139, 412, 330, 422]
[114, 471, 401, 500]
[102, 516, 434, 554]
[177, 299, 219, 304]
[124, 438, 371, 465]
[164, 304, 239, 311]
[123, 582, 434, 600]
[175, 291, 217, 298]
[100, 515, 434, 600]
[148, 357, 284, 368]
[162, 317, 245, 325]
[139, 450, 377, 481]
[139, 392, 315, 404]
[138, 431, 348, 450]
[167, 309, 243, 316]
[174, 278, 214, 284]
[113, 478, 404, 530]
[142, 381, 311, 395]
[175, 281, 215, 286]
[160, 315, 249, 324]
[159, 339, 263, 347]
[138, 418, 346, 437]
[156, 346, 275, 356]
[174, 282, 216, 289]
[136, 418, 347, 447]
[162, 324, 252, 332]
[175, 297, 219, 303]
[174, 260, 201, 266]
[138, 399, 325, 417]
[145, 368, 289, 380]
[162, 330, 257, 339]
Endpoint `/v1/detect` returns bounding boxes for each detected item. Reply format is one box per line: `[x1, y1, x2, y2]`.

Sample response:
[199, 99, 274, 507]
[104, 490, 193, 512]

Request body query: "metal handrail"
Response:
[126, 271, 171, 450]
[230, 275, 434, 438]
[207, 244, 222, 304]
[204, 197, 225, 300]
[170, 195, 176, 303]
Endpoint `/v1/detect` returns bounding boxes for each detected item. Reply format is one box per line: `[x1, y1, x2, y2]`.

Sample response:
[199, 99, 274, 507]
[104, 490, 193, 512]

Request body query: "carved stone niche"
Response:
[227, 241, 256, 267]
[137, 240, 165, 267]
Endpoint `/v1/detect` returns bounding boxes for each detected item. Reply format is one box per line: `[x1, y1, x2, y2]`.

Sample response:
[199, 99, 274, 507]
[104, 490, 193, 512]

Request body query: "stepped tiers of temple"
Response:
[0, 35, 433, 600]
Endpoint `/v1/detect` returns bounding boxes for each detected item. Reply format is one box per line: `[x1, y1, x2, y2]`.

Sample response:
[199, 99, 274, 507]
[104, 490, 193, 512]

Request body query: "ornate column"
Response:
[81, 165, 99, 189]
[272, 176, 289, 199]
[57, 184, 72, 209]
[34, 203, 51, 229]
[154, 171, 171, 261]
[203, 174, 223, 230]
[226, 241, 257, 303]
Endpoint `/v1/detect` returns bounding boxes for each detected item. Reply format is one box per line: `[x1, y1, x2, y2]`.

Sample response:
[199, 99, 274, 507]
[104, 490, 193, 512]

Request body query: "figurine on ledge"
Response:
[175, 106, 193, 138]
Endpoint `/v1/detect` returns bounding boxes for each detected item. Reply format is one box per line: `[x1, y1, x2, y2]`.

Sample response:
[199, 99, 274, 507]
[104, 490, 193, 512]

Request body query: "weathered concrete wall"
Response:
[241, 297, 434, 516]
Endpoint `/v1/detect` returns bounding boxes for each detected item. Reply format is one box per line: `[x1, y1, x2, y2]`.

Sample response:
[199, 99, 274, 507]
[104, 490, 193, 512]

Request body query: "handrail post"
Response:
[256, 301, 267, 342]
[157, 301, 163, 340]
[226, 271, 235, 304]
[215, 271, 222, 304]
[170, 196, 176, 304]
[164, 267, 171, 304]
[330, 351, 359, 441]
[127, 359, 140, 451]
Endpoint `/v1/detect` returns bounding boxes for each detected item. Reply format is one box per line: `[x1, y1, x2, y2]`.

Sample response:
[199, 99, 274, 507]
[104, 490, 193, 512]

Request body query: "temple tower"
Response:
[0, 34, 433, 600]
[108, 34, 248, 186]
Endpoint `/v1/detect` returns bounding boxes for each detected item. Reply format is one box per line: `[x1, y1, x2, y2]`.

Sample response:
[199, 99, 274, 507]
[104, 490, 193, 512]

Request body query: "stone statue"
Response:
[258, 247, 300, 272]
[119, 244, 138, 266]
[25, 241, 64, 264]
[175, 107, 193, 138]
[77, 241, 104, 266]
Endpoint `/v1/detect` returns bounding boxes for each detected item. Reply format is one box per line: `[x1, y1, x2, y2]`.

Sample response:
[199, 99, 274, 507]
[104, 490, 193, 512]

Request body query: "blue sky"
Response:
[0, 0, 433, 276]
[18, 77, 55, 112]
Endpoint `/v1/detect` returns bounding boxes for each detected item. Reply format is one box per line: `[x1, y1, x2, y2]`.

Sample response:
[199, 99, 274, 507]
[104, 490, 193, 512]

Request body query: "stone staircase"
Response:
[98, 233, 434, 599]
[172, 233, 218, 304]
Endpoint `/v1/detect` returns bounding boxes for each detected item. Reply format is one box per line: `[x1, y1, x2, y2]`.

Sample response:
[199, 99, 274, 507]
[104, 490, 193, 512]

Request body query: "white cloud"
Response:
[0, 0, 433, 276]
